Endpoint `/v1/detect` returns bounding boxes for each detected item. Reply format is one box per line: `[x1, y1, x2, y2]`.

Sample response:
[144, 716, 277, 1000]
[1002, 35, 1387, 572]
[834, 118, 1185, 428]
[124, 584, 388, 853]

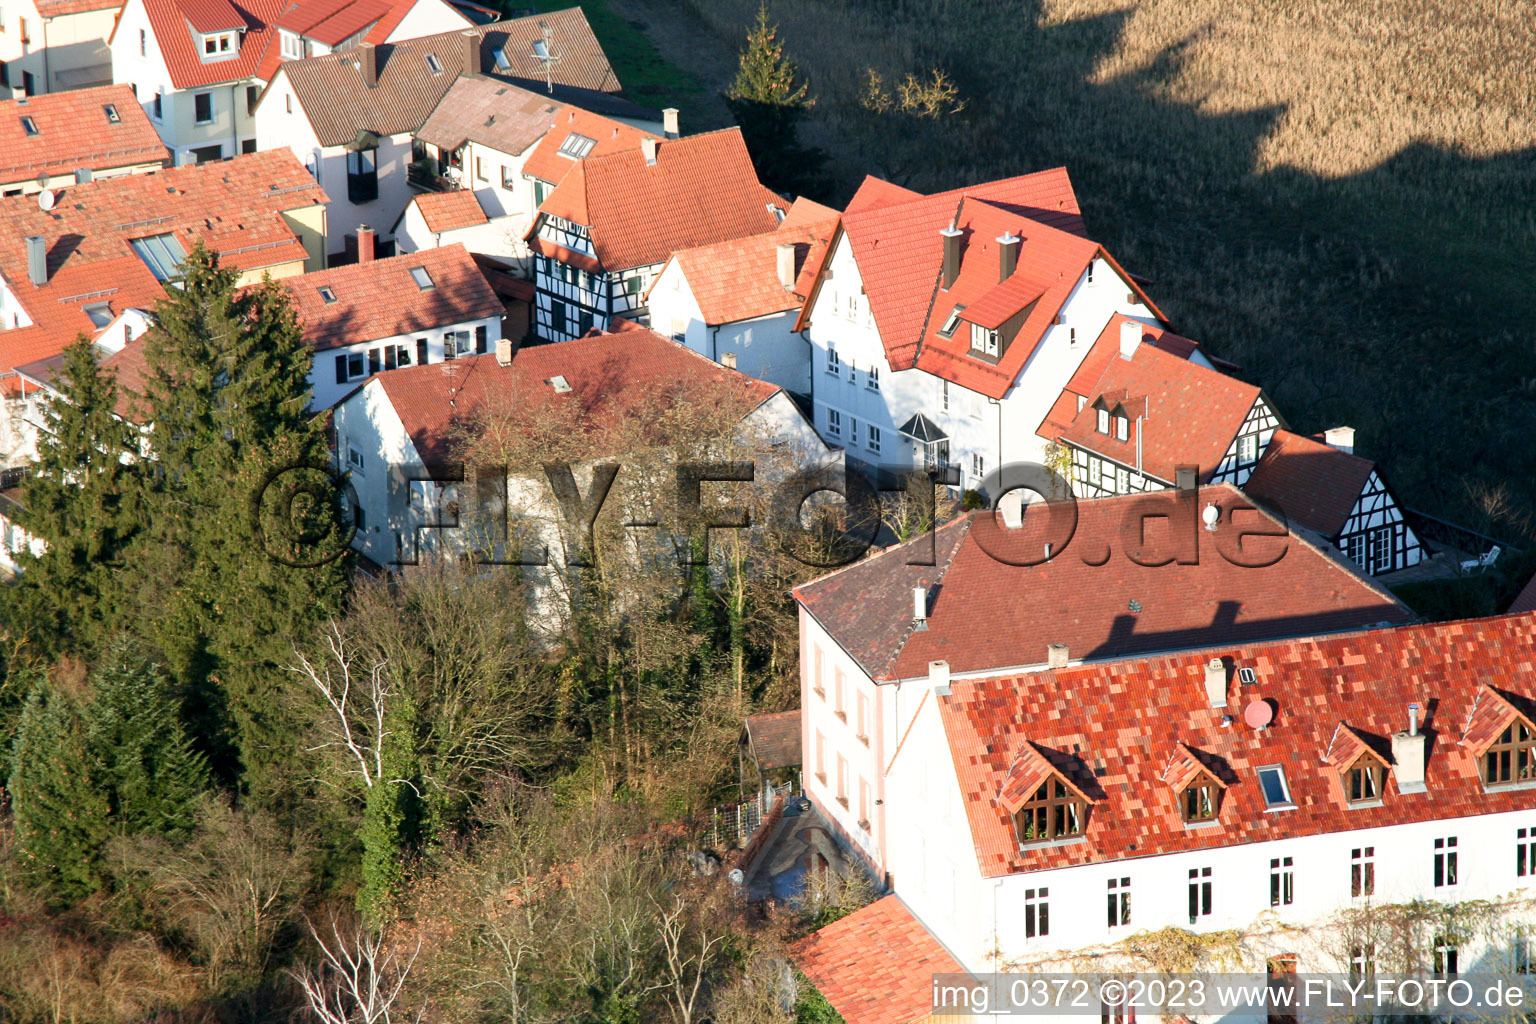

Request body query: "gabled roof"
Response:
[1243, 429, 1377, 538]
[363, 325, 782, 463]
[792, 485, 1412, 682]
[530, 127, 782, 273]
[663, 196, 839, 325]
[281, 244, 501, 352]
[742, 709, 800, 771]
[276, 0, 390, 45]
[140, 0, 287, 90]
[1322, 722, 1391, 769]
[1161, 742, 1224, 792]
[1046, 316, 1264, 483]
[0, 150, 328, 374]
[519, 104, 650, 185]
[1460, 685, 1536, 754]
[0, 85, 168, 184]
[940, 611, 1536, 878]
[791, 894, 966, 1024]
[415, 75, 563, 154]
[279, 8, 620, 147]
[405, 188, 488, 233]
[996, 741, 1092, 812]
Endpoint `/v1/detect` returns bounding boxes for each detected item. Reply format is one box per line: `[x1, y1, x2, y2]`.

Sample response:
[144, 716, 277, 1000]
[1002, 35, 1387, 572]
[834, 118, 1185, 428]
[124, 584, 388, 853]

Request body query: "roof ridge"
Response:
[908, 196, 967, 368]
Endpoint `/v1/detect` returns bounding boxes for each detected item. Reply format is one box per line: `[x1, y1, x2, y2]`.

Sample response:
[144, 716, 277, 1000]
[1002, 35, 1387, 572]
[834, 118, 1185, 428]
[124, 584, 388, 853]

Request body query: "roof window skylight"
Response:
[492, 46, 511, 71]
[532, 39, 549, 58]
[1256, 765, 1295, 810]
[937, 305, 965, 338]
[557, 132, 595, 159]
[410, 266, 434, 290]
[103, 104, 120, 124]
[425, 53, 443, 74]
[130, 233, 188, 282]
[20, 117, 37, 136]
[84, 302, 112, 328]
[318, 286, 337, 304]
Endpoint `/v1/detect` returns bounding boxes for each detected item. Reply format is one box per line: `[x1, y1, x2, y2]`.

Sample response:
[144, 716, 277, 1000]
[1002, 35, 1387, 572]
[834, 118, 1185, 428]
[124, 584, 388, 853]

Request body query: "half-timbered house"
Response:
[1243, 427, 1424, 576]
[524, 127, 783, 341]
[1037, 313, 1281, 498]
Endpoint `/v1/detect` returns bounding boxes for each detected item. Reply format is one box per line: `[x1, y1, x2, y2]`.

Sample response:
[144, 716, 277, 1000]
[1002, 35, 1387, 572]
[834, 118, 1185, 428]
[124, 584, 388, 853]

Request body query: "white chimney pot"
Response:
[1204, 658, 1227, 708]
[1119, 319, 1142, 360]
[1324, 426, 1356, 454]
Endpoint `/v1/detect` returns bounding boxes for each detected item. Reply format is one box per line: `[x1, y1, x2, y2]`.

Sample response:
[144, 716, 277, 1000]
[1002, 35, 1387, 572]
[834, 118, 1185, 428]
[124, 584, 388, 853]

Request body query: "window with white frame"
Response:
[972, 453, 984, 479]
[826, 408, 841, 437]
[1024, 887, 1049, 938]
[1520, 827, 1536, 876]
[970, 321, 999, 356]
[1096, 406, 1110, 434]
[1238, 433, 1258, 463]
[1115, 413, 1129, 441]
[1107, 877, 1130, 928]
[280, 29, 303, 58]
[346, 446, 364, 473]
[1188, 867, 1211, 922]
[1351, 846, 1375, 897]
[443, 330, 472, 359]
[201, 30, 236, 60]
[867, 425, 881, 453]
[1256, 765, 1295, 809]
[825, 346, 840, 376]
[938, 305, 964, 338]
[1269, 856, 1293, 907]
[866, 365, 880, 391]
[1434, 836, 1458, 887]
[941, 381, 949, 412]
[1350, 944, 1376, 977]
[1433, 934, 1458, 975]
[193, 91, 214, 124]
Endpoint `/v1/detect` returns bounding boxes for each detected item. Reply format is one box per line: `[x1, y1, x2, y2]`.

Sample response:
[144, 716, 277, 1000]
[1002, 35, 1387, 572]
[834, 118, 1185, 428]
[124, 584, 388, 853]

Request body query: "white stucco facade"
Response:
[0, 0, 116, 97]
[308, 311, 501, 409]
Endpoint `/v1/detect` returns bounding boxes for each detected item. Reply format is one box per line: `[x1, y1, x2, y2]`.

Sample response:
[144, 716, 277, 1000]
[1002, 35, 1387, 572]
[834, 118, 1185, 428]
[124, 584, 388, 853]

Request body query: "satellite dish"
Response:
[1244, 698, 1274, 730]
[37, 188, 55, 211]
[1202, 502, 1221, 532]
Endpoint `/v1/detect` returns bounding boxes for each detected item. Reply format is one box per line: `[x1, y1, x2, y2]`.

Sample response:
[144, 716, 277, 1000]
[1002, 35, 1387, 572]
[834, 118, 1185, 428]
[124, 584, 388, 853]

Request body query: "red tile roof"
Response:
[276, 0, 392, 45]
[415, 76, 560, 154]
[939, 610, 1536, 878]
[282, 244, 501, 352]
[0, 150, 327, 374]
[0, 86, 168, 184]
[278, 9, 621, 146]
[531, 127, 782, 273]
[35, 0, 122, 14]
[663, 197, 839, 325]
[803, 170, 1163, 399]
[793, 486, 1412, 682]
[1242, 429, 1377, 539]
[520, 104, 650, 186]
[1045, 316, 1264, 484]
[743, 709, 801, 771]
[407, 189, 488, 233]
[792, 894, 965, 1024]
[141, 0, 287, 89]
[367, 325, 782, 463]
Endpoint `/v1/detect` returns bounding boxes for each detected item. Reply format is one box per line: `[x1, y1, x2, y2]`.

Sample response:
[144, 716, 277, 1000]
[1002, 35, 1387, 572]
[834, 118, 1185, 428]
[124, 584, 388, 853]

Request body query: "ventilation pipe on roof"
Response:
[997, 232, 1020, 282]
[1175, 466, 1197, 491]
[1324, 426, 1356, 454]
[1204, 657, 1227, 708]
[358, 43, 378, 88]
[461, 31, 481, 76]
[356, 224, 374, 263]
[495, 337, 513, 367]
[912, 585, 929, 629]
[662, 107, 679, 139]
[1391, 703, 1427, 794]
[1047, 643, 1068, 669]
[776, 241, 796, 290]
[940, 220, 962, 290]
[74, 167, 93, 185]
[24, 235, 46, 286]
[1119, 319, 1142, 360]
[929, 659, 950, 696]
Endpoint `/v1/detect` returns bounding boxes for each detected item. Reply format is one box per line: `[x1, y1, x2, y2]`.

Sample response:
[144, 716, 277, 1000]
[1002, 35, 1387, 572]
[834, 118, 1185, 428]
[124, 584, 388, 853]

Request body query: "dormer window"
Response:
[1485, 719, 1536, 785]
[938, 305, 965, 338]
[1182, 779, 1219, 822]
[1095, 404, 1109, 434]
[201, 30, 237, 60]
[1114, 412, 1129, 441]
[1346, 752, 1387, 804]
[970, 322, 998, 356]
[1015, 778, 1086, 845]
[280, 29, 304, 60]
[1166, 744, 1227, 824]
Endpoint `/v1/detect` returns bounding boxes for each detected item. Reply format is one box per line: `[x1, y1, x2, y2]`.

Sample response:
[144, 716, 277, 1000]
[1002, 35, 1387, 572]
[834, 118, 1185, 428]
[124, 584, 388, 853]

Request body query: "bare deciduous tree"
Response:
[290, 912, 424, 1024]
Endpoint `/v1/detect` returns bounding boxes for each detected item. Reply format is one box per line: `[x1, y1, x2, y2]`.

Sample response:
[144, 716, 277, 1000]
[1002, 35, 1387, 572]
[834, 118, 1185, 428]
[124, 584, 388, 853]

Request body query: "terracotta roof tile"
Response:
[276, 0, 392, 45]
[368, 325, 781, 463]
[792, 894, 966, 1024]
[35, 0, 122, 15]
[532, 127, 781, 273]
[142, 0, 287, 89]
[1048, 317, 1264, 483]
[0, 85, 167, 184]
[1243, 429, 1377, 538]
[516, 102, 650, 186]
[743, 709, 800, 771]
[282, 243, 501, 352]
[939, 611, 1536, 877]
[793, 486, 1412, 681]
[416, 75, 561, 154]
[0, 150, 327, 373]
[279, 9, 620, 147]
[407, 189, 488, 233]
[665, 197, 838, 325]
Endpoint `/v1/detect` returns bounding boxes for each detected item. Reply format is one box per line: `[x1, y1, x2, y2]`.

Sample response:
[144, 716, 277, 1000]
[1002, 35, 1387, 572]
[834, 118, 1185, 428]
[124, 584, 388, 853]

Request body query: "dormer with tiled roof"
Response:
[1163, 743, 1228, 823]
[1461, 685, 1536, 789]
[997, 742, 1094, 847]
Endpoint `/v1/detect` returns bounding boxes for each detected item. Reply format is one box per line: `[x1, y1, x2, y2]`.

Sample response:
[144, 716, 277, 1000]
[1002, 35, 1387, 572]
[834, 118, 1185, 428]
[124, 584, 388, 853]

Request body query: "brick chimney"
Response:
[641, 137, 657, 165]
[662, 107, 679, 138]
[997, 231, 1020, 282]
[461, 31, 481, 76]
[25, 235, 46, 285]
[1324, 426, 1355, 454]
[358, 43, 377, 88]
[356, 224, 375, 263]
[776, 242, 796, 290]
[940, 222, 962, 289]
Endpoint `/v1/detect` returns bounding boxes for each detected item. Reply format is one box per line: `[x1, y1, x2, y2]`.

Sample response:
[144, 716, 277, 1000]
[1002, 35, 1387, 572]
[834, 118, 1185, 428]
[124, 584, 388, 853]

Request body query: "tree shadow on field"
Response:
[680, 0, 1536, 530]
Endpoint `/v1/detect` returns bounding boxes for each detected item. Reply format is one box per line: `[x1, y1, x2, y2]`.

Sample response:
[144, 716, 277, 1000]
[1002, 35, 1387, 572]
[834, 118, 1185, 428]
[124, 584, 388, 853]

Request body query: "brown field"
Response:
[609, 0, 1536, 536]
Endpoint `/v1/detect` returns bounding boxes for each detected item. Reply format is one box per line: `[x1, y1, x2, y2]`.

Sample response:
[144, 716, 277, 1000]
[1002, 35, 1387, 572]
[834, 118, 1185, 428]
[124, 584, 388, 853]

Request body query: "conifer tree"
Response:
[12, 336, 143, 653]
[724, 5, 826, 196]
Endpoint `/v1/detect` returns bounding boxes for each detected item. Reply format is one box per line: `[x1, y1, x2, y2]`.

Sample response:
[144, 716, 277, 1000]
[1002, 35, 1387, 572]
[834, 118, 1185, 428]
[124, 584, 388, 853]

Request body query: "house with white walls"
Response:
[646, 195, 838, 396]
[0, 85, 168, 195]
[526, 126, 783, 342]
[790, 487, 1415, 882]
[794, 171, 1169, 495]
[109, 0, 470, 166]
[1036, 312, 1281, 498]
[400, 74, 656, 264]
[793, 609, 1536, 1024]
[330, 324, 832, 606]
[0, 0, 121, 98]
[255, 8, 622, 258]
[1244, 427, 1425, 576]
[278, 237, 503, 408]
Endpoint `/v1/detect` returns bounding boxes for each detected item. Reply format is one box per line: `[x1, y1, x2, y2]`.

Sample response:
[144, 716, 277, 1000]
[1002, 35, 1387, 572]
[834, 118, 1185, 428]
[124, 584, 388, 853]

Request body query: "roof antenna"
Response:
[537, 20, 560, 94]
